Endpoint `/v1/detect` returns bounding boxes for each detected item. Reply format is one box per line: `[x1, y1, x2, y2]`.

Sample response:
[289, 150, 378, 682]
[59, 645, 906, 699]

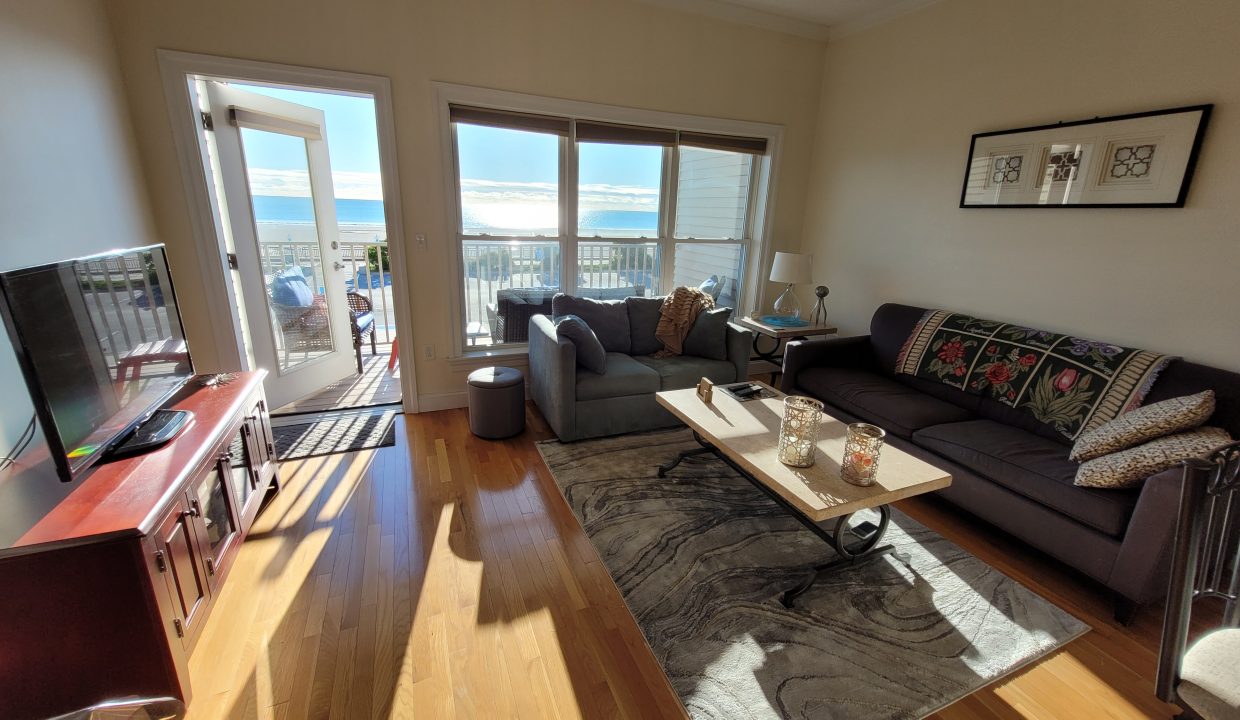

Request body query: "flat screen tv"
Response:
[0, 244, 194, 482]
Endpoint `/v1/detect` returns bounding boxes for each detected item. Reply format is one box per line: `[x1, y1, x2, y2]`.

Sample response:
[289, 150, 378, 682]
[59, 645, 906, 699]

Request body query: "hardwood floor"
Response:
[274, 345, 402, 415]
[185, 403, 1191, 719]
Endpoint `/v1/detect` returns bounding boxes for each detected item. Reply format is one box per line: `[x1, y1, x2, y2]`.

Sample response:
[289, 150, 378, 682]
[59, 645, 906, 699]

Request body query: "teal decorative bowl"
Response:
[759, 315, 810, 328]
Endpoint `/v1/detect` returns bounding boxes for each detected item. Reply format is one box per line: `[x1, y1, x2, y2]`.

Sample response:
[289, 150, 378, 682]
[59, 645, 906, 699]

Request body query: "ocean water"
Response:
[253, 195, 658, 235]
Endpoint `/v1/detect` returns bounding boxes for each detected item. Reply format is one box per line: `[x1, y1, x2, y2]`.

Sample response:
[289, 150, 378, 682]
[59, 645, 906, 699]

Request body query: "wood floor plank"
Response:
[182, 406, 1191, 720]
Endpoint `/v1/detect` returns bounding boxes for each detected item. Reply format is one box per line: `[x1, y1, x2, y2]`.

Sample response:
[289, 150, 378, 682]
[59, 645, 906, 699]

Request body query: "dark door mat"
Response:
[272, 410, 398, 461]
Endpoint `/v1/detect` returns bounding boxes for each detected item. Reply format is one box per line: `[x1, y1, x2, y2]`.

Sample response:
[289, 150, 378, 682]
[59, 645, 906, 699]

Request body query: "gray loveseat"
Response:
[782, 302, 1240, 622]
[530, 294, 752, 441]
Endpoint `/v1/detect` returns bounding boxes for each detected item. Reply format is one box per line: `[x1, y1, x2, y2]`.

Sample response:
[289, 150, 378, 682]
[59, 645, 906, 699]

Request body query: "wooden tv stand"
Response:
[0, 371, 279, 719]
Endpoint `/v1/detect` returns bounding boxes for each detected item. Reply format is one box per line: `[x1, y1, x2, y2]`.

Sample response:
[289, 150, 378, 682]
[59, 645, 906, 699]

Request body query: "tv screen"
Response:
[0, 245, 193, 482]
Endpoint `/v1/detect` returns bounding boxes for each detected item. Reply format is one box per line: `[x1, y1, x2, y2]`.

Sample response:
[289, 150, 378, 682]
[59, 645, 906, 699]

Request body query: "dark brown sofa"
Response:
[781, 302, 1240, 622]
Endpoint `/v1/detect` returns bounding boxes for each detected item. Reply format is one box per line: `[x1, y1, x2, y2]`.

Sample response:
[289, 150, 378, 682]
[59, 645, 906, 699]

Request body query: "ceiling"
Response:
[638, 0, 939, 41]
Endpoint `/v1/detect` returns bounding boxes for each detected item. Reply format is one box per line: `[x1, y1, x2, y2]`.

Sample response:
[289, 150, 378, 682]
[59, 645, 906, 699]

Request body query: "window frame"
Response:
[436, 83, 783, 358]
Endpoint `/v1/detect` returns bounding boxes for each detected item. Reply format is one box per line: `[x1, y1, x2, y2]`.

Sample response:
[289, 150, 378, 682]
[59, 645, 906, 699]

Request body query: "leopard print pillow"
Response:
[1075, 426, 1232, 489]
[1070, 390, 1215, 462]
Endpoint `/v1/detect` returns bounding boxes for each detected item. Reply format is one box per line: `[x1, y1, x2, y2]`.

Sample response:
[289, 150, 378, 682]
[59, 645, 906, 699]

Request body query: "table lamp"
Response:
[769, 252, 813, 320]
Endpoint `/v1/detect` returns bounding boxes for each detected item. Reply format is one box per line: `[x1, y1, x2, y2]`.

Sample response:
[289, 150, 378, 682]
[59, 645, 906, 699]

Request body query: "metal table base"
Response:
[658, 430, 907, 607]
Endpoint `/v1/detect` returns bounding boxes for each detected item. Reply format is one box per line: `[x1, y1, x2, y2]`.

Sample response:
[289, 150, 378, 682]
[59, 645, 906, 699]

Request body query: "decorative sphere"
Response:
[815, 285, 830, 298]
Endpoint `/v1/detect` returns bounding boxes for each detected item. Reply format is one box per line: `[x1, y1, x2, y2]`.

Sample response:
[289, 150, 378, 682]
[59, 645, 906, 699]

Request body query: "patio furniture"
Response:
[270, 268, 333, 365]
[347, 291, 377, 374]
[115, 338, 190, 382]
[1156, 440, 1240, 719]
[487, 286, 642, 344]
[467, 366, 525, 439]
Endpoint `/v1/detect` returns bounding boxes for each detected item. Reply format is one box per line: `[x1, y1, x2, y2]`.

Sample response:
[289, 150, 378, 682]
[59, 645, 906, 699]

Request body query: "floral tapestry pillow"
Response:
[1075, 426, 1231, 489]
[1070, 390, 1215, 462]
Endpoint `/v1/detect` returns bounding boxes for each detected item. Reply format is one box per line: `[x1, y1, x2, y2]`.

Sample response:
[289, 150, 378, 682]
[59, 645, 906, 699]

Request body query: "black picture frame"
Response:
[959, 104, 1212, 208]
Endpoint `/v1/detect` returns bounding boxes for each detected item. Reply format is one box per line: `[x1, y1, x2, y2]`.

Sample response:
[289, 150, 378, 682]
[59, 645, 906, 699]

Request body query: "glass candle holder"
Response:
[841, 423, 886, 486]
[778, 396, 823, 467]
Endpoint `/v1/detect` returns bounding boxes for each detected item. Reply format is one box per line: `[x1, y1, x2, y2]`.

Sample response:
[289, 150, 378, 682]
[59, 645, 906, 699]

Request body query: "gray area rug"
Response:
[270, 409, 397, 461]
[537, 428, 1088, 719]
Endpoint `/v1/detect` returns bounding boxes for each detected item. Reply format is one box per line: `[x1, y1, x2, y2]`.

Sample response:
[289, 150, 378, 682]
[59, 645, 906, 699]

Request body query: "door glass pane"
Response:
[577, 241, 659, 297]
[456, 124, 559, 237]
[578, 142, 661, 238]
[196, 464, 237, 557]
[227, 429, 254, 511]
[239, 127, 335, 372]
[462, 239, 560, 346]
[675, 146, 753, 239]
[673, 242, 745, 307]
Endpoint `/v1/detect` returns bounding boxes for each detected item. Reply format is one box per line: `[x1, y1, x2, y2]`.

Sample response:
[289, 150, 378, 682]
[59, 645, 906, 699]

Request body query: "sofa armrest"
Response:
[1107, 467, 1184, 604]
[780, 335, 876, 393]
[528, 314, 577, 441]
[726, 322, 752, 383]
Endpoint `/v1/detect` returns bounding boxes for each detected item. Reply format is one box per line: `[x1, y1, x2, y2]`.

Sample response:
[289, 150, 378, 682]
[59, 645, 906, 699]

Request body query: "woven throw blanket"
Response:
[895, 310, 1174, 440]
[655, 286, 714, 356]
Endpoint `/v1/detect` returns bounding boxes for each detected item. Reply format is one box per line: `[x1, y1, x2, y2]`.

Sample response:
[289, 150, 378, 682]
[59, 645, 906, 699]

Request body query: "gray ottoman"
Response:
[467, 366, 526, 439]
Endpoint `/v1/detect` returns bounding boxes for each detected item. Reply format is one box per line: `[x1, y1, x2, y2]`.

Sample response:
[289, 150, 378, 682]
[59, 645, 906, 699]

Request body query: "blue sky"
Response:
[234, 83, 662, 222]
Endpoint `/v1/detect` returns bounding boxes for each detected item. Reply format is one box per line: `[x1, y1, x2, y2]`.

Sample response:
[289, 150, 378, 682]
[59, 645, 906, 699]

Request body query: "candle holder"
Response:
[778, 396, 823, 467]
[841, 423, 886, 486]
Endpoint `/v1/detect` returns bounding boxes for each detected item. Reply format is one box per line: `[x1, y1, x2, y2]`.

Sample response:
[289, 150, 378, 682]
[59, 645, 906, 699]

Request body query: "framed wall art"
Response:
[960, 104, 1211, 208]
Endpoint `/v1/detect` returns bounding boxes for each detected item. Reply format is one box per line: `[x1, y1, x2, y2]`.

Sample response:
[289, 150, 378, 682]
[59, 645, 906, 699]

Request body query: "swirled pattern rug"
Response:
[537, 428, 1088, 719]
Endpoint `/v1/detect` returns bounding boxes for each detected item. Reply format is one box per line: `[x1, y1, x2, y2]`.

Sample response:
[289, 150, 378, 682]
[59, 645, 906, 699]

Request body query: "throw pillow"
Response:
[554, 315, 606, 374]
[625, 296, 664, 356]
[552, 294, 631, 354]
[683, 307, 733, 360]
[1070, 390, 1216, 462]
[1074, 426, 1232, 489]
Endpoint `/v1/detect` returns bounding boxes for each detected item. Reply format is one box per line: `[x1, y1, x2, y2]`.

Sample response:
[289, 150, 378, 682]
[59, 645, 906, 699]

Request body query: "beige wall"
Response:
[104, 0, 827, 403]
[802, 0, 1240, 370]
[0, 0, 158, 543]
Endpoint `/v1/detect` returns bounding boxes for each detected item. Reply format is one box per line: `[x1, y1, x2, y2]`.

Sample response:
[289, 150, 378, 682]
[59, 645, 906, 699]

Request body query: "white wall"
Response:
[0, 0, 158, 545]
[802, 0, 1240, 370]
[103, 0, 827, 404]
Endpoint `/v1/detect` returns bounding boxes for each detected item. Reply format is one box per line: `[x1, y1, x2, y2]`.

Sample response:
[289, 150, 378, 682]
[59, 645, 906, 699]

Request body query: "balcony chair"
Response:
[347, 291, 377, 374]
[1157, 440, 1240, 719]
[269, 267, 333, 365]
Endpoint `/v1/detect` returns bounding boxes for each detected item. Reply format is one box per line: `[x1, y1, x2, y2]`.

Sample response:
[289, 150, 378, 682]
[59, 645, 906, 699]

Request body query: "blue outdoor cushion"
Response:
[354, 311, 375, 332]
[270, 268, 314, 307]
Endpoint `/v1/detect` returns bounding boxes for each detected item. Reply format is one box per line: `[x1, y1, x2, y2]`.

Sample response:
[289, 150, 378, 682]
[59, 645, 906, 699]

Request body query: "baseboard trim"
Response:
[417, 391, 468, 412]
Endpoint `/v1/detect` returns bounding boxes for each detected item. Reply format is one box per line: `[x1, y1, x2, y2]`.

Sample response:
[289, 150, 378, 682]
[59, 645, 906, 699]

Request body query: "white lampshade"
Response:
[769, 252, 813, 285]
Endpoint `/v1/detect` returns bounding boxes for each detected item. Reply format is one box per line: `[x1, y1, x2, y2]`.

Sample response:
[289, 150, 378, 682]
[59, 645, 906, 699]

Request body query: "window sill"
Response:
[447, 346, 530, 369]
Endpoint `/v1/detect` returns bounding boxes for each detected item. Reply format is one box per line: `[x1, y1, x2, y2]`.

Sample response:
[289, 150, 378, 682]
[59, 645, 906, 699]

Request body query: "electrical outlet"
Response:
[415, 233, 427, 250]
[423, 344, 434, 360]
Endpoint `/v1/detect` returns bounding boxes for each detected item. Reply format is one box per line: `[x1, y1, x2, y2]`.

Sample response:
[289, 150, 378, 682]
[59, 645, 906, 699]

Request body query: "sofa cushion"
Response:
[796, 367, 976, 439]
[1075, 426, 1232, 489]
[633, 355, 736, 391]
[553, 294, 630, 354]
[555, 315, 607, 374]
[913, 419, 1139, 537]
[575, 352, 660, 401]
[683, 307, 732, 360]
[1071, 390, 1216, 462]
[626, 296, 664, 356]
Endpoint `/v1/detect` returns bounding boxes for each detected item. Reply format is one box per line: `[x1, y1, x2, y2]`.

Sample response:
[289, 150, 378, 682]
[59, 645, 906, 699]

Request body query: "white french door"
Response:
[205, 82, 356, 409]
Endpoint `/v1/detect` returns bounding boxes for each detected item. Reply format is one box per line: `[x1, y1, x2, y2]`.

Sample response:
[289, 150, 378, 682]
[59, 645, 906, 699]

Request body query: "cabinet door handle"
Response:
[154, 550, 167, 573]
[184, 501, 201, 519]
[173, 618, 184, 638]
[206, 558, 216, 576]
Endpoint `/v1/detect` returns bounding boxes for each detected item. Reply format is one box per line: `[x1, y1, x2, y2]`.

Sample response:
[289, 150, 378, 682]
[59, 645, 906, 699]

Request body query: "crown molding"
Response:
[633, 0, 832, 42]
[828, 0, 943, 40]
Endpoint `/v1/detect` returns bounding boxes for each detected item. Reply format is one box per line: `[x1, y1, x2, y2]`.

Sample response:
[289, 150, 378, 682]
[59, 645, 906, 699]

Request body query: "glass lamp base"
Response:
[772, 284, 801, 319]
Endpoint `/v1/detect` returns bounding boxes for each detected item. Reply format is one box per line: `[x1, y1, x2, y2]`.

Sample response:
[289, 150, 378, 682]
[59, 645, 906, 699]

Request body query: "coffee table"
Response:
[654, 381, 952, 606]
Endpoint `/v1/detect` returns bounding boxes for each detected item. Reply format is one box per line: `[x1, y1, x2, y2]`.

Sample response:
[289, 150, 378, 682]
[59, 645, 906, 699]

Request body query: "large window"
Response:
[450, 103, 769, 350]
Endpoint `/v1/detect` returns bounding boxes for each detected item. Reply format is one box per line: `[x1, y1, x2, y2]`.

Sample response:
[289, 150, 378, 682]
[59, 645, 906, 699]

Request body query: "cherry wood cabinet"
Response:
[0, 372, 279, 720]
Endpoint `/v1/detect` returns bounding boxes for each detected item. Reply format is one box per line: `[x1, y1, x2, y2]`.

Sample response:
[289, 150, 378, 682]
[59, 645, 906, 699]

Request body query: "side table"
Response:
[737, 316, 837, 381]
